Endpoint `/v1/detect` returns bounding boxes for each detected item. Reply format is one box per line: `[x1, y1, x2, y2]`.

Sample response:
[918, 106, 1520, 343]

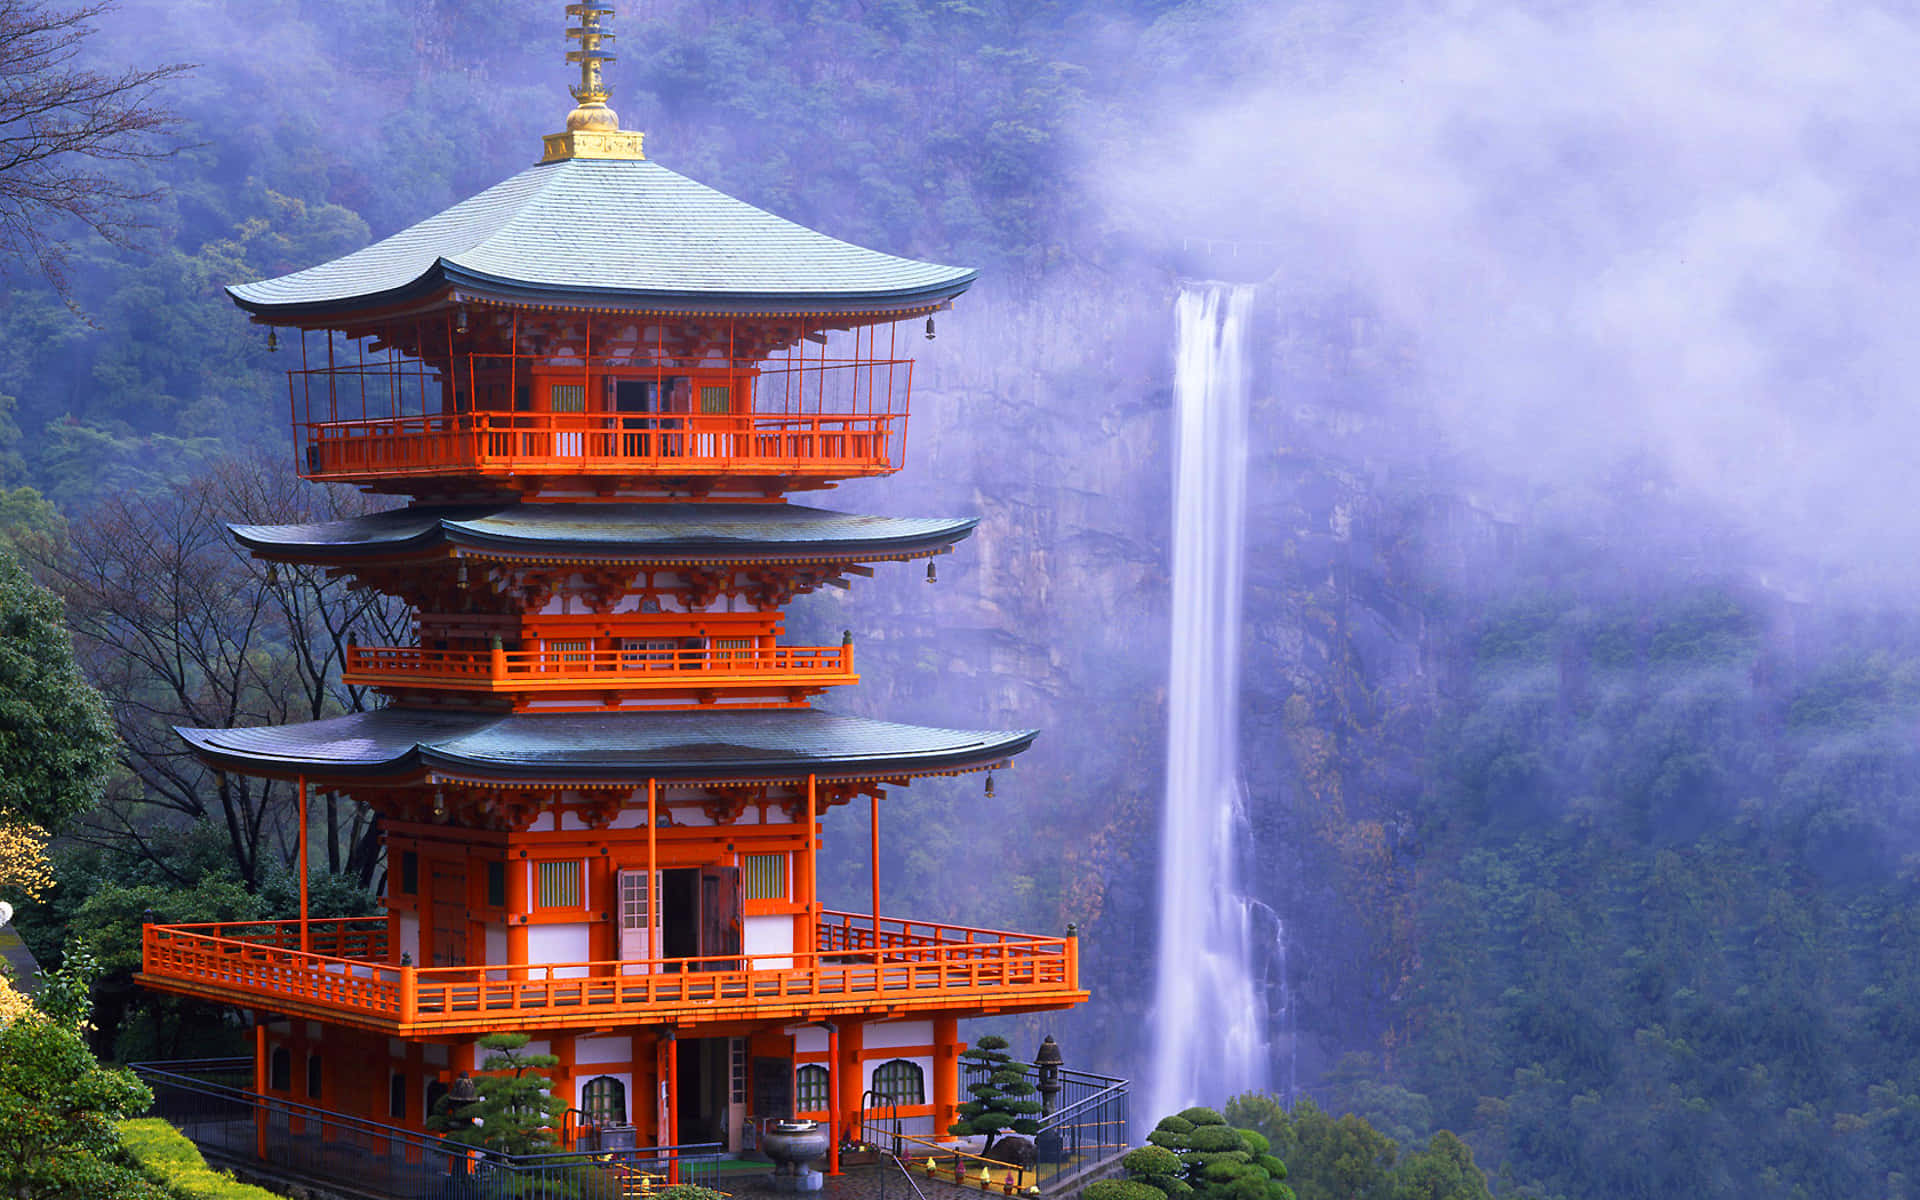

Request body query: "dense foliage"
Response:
[0, 549, 113, 834]
[118, 1118, 283, 1199]
[427, 1033, 565, 1157]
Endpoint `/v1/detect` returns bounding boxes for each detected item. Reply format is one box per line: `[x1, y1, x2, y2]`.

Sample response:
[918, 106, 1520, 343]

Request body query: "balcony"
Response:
[300, 411, 903, 486]
[341, 642, 857, 700]
[139, 912, 1085, 1036]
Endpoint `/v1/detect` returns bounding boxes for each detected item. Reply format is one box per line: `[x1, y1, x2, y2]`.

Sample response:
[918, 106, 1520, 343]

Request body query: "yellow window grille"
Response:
[551, 384, 587, 413]
[743, 853, 787, 901]
[537, 860, 582, 908]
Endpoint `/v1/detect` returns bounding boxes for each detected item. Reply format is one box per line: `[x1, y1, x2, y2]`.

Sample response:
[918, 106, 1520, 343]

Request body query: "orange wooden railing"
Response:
[341, 643, 856, 692]
[140, 913, 1079, 1032]
[300, 411, 902, 481]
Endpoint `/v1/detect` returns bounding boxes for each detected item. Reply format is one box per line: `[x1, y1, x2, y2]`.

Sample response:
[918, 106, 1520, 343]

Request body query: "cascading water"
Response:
[1146, 282, 1278, 1124]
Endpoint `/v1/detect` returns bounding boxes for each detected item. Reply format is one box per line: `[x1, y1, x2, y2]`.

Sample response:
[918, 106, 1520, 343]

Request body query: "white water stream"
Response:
[1146, 283, 1277, 1123]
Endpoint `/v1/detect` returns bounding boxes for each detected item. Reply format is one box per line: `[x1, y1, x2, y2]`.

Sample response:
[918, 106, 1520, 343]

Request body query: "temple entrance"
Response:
[428, 862, 467, 967]
[674, 1037, 731, 1147]
[660, 866, 742, 970]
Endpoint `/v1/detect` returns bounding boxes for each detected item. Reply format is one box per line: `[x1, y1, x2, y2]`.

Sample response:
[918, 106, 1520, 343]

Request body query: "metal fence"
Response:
[134, 1061, 723, 1200]
[954, 1061, 1132, 1191]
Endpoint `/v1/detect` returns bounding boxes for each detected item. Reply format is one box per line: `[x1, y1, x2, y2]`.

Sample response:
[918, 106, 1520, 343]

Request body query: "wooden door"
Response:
[428, 862, 467, 968]
[618, 869, 659, 974]
[700, 866, 742, 969]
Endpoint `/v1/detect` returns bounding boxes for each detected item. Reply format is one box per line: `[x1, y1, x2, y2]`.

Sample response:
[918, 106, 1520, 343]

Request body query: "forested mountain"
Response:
[5, 3, 1920, 1198]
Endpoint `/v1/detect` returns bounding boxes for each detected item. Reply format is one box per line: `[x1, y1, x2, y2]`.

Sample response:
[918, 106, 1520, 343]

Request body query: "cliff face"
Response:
[791, 265, 1478, 1090]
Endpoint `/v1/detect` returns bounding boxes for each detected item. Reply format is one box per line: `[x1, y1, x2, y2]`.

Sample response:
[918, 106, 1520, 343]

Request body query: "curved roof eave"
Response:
[229, 504, 981, 564]
[175, 710, 1037, 784]
[227, 260, 977, 322]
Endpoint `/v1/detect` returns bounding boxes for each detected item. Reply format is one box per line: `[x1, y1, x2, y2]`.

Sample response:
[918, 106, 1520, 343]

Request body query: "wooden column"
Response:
[869, 792, 881, 948]
[933, 1016, 960, 1132]
[825, 1022, 842, 1176]
[805, 774, 818, 921]
[507, 850, 530, 977]
[254, 1023, 268, 1159]
[836, 1020, 865, 1167]
[298, 776, 310, 954]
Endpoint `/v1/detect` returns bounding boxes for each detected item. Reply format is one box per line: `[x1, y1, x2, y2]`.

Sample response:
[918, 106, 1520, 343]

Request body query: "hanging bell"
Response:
[985, 771, 995, 799]
[267, 328, 279, 353]
[455, 306, 470, 334]
[925, 316, 936, 341]
[926, 561, 937, 584]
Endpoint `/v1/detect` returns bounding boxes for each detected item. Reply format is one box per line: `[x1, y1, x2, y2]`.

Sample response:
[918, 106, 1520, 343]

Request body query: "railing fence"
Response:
[136, 1061, 722, 1200]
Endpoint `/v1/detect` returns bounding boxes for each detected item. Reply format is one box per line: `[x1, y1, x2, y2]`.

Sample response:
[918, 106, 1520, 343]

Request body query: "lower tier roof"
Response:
[176, 707, 1035, 785]
[230, 502, 977, 565]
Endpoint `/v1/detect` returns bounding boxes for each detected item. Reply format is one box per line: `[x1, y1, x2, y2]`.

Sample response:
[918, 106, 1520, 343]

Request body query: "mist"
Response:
[1096, 0, 1920, 593]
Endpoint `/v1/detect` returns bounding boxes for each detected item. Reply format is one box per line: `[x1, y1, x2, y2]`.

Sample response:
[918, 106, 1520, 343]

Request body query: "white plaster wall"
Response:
[744, 914, 794, 969]
[527, 924, 592, 976]
[793, 1027, 829, 1055]
[864, 1020, 933, 1050]
[576, 1035, 633, 1065]
[398, 913, 420, 962]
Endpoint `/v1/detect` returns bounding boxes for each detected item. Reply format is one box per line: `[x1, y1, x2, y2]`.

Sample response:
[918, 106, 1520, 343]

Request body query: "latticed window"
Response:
[538, 860, 582, 908]
[743, 853, 787, 901]
[583, 1076, 627, 1125]
[872, 1059, 925, 1106]
[700, 385, 731, 414]
[796, 1064, 830, 1112]
[551, 384, 587, 412]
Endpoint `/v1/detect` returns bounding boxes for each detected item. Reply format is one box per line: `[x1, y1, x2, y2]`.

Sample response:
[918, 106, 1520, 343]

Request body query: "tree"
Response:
[33, 454, 406, 890]
[0, 0, 189, 301]
[948, 1034, 1042, 1158]
[0, 548, 114, 833]
[428, 1033, 564, 1157]
[1136, 1109, 1292, 1200]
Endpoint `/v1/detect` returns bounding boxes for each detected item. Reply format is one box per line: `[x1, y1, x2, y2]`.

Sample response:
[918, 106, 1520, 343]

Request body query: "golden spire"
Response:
[542, 1, 645, 163]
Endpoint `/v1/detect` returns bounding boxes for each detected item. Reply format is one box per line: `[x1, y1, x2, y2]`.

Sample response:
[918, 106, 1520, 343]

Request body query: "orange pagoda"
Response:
[137, 3, 1087, 1175]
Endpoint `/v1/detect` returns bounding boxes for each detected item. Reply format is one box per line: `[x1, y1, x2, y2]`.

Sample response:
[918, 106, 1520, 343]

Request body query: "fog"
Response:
[1097, 0, 1920, 593]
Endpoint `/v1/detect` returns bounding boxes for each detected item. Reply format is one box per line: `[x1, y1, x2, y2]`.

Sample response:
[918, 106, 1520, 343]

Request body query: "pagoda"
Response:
[138, 3, 1085, 1163]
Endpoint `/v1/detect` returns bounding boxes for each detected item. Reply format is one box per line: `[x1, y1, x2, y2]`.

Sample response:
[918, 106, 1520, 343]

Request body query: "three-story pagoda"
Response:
[139, 5, 1085, 1160]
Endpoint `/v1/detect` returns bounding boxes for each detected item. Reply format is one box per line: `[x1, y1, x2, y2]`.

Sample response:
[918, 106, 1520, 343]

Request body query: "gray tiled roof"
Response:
[177, 708, 1035, 782]
[227, 158, 976, 317]
[231, 502, 977, 562]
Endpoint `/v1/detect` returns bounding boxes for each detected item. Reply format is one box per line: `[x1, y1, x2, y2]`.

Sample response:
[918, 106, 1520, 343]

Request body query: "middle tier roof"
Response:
[233, 501, 977, 565]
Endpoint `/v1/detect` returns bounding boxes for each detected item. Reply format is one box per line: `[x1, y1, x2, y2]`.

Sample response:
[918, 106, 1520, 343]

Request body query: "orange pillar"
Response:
[254, 1024, 268, 1160]
[869, 792, 881, 949]
[298, 776, 310, 954]
[933, 1016, 960, 1133]
[836, 1020, 865, 1160]
[507, 850, 529, 977]
[806, 774, 818, 922]
[825, 1022, 842, 1176]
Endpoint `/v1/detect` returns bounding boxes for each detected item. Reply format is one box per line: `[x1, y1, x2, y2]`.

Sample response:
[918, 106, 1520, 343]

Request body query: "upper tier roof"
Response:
[230, 502, 977, 564]
[228, 157, 976, 319]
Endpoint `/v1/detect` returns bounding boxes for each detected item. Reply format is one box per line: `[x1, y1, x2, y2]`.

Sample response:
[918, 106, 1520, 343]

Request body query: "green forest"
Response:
[0, 2, 1916, 1199]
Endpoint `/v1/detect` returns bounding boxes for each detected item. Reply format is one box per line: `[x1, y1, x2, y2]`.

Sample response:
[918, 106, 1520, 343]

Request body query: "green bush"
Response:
[118, 1118, 280, 1198]
[657, 1186, 729, 1200]
[1083, 1179, 1171, 1200]
[1122, 1146, 1183, 1177]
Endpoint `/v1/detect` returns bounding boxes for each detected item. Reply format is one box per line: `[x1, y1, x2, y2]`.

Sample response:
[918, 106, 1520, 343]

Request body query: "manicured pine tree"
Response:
[947, 1034, 1042, 1158]
[429, 1032, 564, 1156]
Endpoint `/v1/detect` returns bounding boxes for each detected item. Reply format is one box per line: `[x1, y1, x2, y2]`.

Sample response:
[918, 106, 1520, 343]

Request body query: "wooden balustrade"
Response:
[300, 411, 903, 482]
[138, 913, 1080, 1034]
[341, 643, 856, 693]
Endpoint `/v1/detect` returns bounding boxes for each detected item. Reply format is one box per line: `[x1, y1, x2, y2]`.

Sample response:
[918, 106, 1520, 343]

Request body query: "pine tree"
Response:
[947, 1035, 1042, 1158]
[429, 1033, 564, 1157]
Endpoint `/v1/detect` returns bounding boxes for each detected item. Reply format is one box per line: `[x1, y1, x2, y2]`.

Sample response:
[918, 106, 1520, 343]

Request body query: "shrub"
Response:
[1179, 1107, 1227, 1127]
[1123, 1146, 1183, 1177]
[119, 1118, 281, 1199]
[657, 1186, 729, 1200]
[1084, 1179, 1171, 1200]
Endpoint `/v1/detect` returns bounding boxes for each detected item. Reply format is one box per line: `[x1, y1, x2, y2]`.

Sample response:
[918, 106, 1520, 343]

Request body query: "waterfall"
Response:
[1146, 282, 1273, 1125]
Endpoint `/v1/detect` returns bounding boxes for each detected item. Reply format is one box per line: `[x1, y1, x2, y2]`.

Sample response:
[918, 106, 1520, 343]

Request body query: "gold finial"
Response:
[542, 2, 645, 163]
